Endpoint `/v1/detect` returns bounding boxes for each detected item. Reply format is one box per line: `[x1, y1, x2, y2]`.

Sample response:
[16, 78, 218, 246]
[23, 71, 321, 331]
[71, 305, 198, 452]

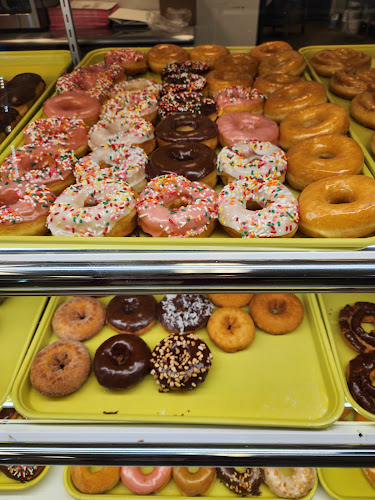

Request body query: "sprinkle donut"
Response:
[214, 86, 266, 115]
[111, 78, 161, 99]
[55, 68, 113, 103]
[100, 90, 158, 123]
[217, 140, 287, 184]
[158, 294, 213, 334]
[217, 467, 264, 496]
[0, 465, 45, 483]
[158, 91, 217, 120]
[162, 61, 210, 79]
[218, 177, 299, 238]
[104, 48, 147, 75]
[120, 467, 172, 494]
[43, 90, 101, 127]
[137, 174, 218, 238]
[263, 468, 316, 499]
[161, 72, 206, 95]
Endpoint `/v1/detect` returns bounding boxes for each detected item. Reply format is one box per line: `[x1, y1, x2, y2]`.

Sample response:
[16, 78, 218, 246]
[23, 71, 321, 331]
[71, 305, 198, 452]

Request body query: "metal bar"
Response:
[59, 0, 81, 66]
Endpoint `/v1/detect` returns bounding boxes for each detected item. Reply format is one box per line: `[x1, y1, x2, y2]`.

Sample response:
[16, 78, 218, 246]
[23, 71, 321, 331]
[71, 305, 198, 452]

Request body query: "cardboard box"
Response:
[159, 0, 196, 25]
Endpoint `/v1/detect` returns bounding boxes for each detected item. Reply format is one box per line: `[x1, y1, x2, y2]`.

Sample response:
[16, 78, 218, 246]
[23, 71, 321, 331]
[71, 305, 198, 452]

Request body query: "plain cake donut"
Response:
[71, 467, 120, 494]
[249, 293, 304, 334]
[208, 294, 254, 307]
[217, 467, 264, 496]
[207, 306, 255, 352]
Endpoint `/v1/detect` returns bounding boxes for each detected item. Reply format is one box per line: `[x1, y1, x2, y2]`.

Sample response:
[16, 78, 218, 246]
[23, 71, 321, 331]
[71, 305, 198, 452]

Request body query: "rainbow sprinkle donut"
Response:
[158, 91, 216, 119]
[161, 72, 206, 95]
[100, 90, 158, 122]
[214, 86, 266, 115]
[110, 78, 161, 99]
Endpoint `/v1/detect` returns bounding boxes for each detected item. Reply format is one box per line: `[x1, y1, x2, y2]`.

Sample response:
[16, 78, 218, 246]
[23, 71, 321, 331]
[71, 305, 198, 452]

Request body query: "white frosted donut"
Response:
[218, 177, 299, 238]
[110, 79, 161, 99]
[100, 90, 158, 122]
[217, 140, 287, 184]
[263, 468, 316, 499]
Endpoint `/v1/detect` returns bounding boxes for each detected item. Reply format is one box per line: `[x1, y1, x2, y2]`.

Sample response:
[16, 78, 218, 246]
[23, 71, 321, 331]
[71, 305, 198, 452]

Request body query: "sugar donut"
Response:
[110, 78, 160, 99]
[351, 91, 375, 129]
[250, 41, 293, 63]
[158, 294, 213, 334]
[253, 73, 303, 96]
[158, 92, 217, 120]
[173, 467, 216, 496]
[214, 86, 265, 115]
[207, 307, 255, 352]
[217, 467, 264, 496]
[43, 90, 101, 127]
[189, 44, 230, 69]
[162, 60, 210, 79]
[329, 68, 375, 100]
[347, 351, 375, 413]
[106, 295, 158, 335]
[263, 468, 316, 499]
[217, 112, 279, 147]
[52, 296, 106, 341]
[100, 90, 158, 123]
[147, 44, 188, 74]
[104, 48, 147, 75]
[339, 301, 375, 352]
[258, 50, 306, 76]
[30, 339, 91, 396]
[120, 467, 172, 494]
[249, 293, 304, 334]
[137, 174, 218, 238]
[214, 53, 258, 78]
[208, 294, 254, 307]
[205, 70, 253, 97]
[161, 72, 207, 96]
[363, 468, 375, 489]
[310, 47, 371, 77]
[71, 466, 120, 494]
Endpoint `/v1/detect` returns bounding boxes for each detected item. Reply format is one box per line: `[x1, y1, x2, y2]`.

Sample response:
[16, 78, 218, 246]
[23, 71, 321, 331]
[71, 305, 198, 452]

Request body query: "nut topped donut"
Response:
[263, 468, 316, 499]
[147, 44, 188, 74]
[310, 47, 371, 77]
[217, 467, 264, 496]
[106, 295, 158, 335]
[158, 294, 213, 334]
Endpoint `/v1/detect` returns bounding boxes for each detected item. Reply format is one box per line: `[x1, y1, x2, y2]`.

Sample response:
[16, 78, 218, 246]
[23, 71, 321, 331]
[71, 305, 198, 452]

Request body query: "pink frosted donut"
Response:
[214, 86, 266, 115]
[217, 112, 279, 147]
[80, 61, 125, 82]
[120, 467, 172, 494]
[101, 90, 158, 123]
[104, 49, 147, 75]
[43, 90, 101, 127]
[111, 78, 161, 99]
[56, 69, 113, 103]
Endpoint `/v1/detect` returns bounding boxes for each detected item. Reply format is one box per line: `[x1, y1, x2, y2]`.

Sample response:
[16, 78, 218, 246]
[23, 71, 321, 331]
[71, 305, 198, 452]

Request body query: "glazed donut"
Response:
[0, 181, 55, 236]
[339, 301, 375, 352]
[71, 466, 120, 494]
[363, 468, 375, 489]
[162, 60, 210, 79]
[137, 174, 218, 238]
[56, 69, 112, 103]
[249, 293, 304, 334]
[104, 48, 147, 75]
[351, 91, 375, 129]
[214, 53, 258, 78]
[347, 351, 375, 413]
[150, 332, 213, 392]
[214, 86, 265, 115]
[189, 44, 230, 69]
[205, 70, 253, 97]
[110, 78, 161, 99]
[0, 73, 45, 117]
[30, 339, 91, 396]
[24, 117, 89, 158]
[147, 142, 217, 188]
[217, 139, 287, 184]
[263, 468, 316, 499]
[250, 41, 293, 63]
[310, 47, 371, 77]
[253, 73, 303, 96]
[120, 467, 172, 494]
[0, 465, 45, 483]
[208, 294, 254, 307]
[264, 81, 327, 123]
[106, 295, 158, 335]
[217, 467, 264, 496]
[298, 175, 375, 238]
[94, 334, 151, 390]
[207, 307, 255, 352]
[286, 134, 364, 190]
[279, 103, 350, 150]
[158, 294, 213, 334]
[161, 72, 207, 95]
[329, 68, 375, 100]
[258, 50, 306, 77]
[147, 44, 188, 73]
[52, 296, 106, 341]
[173, 467, 216, 496]
[218, 178, 299, 238]
[1, 143, 76, 195]
[158, 92, 217, 120]
[100, 91, 158, 123]
[155, 112, 218, 150]
[217, 112, 279, 147]
[43, 90, 101, 127]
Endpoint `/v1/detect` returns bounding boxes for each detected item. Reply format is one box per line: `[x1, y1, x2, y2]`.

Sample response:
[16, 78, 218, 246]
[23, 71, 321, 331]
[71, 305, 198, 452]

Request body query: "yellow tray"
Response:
[0, 50, 72, 155]
[64, 466, 318, 500]
[13, 294, 343, 427]
[0, 466, 49, 491]
[0, 296, 48, 407]
[317, 292, 375, 421]
[318, 468, 375, 500]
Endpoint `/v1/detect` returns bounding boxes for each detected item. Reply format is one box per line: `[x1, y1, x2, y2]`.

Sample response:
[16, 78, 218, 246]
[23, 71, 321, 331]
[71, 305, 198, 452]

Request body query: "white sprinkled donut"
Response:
[56, 69, 113, 103]
[214, 85, 266, 115]
[104, 48, 147, 75]
[263, 468, 316, 499]
[110, 78, 161, 99]
[100, 90, 158, 123]
[218, 177, 299, 238]
[217, 140, 287, 184]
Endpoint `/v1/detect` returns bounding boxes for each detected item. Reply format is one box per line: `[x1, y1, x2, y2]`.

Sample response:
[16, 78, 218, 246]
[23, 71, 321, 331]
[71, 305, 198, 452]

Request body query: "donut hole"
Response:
[52, 353, 69, 371]
[0, 191, 19, 206]
[317, 152, 335, 159]
[140, 467, 156, 474]
[327, 192, 355, 205]
[246, 200, 263, 211]
[166, 197, 191, 210]
[268, 300, 286, 316]
[187, 467, 200, 473]
[70, 307, 87, 321]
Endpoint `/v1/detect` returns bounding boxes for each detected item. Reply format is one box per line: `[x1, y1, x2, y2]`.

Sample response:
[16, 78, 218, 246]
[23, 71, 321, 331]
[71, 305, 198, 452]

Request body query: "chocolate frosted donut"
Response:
[339, 302, 375, 352]
[150, 333, 213, 392]
[217, 468, 264, 496]
[0, 73, 45, 110]
[0, 465, 45, 483]
[162, 61, 210, 79]
[0, 106, 19, 137]
[158, 294, 213, 334]
[158, 92, 217, 119]
[94, 334, 151, 390]
[106, 295, 157, 335]
[347, 351, 375, 413]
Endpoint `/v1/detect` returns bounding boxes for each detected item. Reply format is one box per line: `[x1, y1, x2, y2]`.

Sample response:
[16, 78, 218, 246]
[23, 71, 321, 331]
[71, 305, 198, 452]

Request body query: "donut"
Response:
[158, 92, 217, 120]
[158, 294, 213, 334]
[258, 50, 306, 77]
[351, 91, 375, 129]
[0, 73, 46, 117]
[0, 181, 55, 236]
[189, 44, 230, 69]
[147, 142, 217, 188]
[363, 468, 375, 489]
[1, 144, 76, 195]
[100, 91, 158, 124]
[217, 139, 287, 184]
[0, 465, 45, 483]
[264, 81, 327, 123]
[43, 90, 101, 127]
[23, 117, 89, 158]
[71, 466, 120, 494]
[298, 175, 375, 238]
[56, 69, 113, 103]
[286, 134, 364, 190]
[218, 177, 299, 238]
[205, 70, 254, 97]
[161, 72, 207, 95]
[80, 61, 125, 83]
[329, 68, 375, 100]
[110, 78, 161, 99]
[250, 41, 293, 62]
[217, 467, 264, 496]
[310, 47, 371, 77]
[263, 468, 316, 499]
[52, 296, 106, 341]
[47, 180, 137, 237]
[253, 73, 304, 96]
[93, 334, 151, 390]
[217, 112, 279, 147]
[347, 351, 375, 413]
[104, 48, 147, 75]
[173, 467, 216, 496]
[208, 294, 254, 307]
[155, 112, 218, 150]
[214, 53, 258, 78]
[339, 301, 375, 352]
[207, 307, 255, 352]
[137, 174, 218, 238]
[162, 60, 210, 79]
[120, 467, 172, 494]
[279, 103, 350, 150]
[0, 105, 20, 143]
[147, 44, 188, 74]
[249, 293, 304, 334]
[0, 407, 18, 420]
[214, 86, 266, 116]
[150, 332, 213, 392]
[106, 295, 158, 335]
[30, 339, 91, 396]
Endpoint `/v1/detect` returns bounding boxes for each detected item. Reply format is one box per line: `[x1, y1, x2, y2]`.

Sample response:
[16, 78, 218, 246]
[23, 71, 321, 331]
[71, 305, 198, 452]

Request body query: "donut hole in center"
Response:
[317, 152, 335, 159]
[268, 300, 286, 316]
[52, 353, 69, 371]
[176, 125, 196, 132]
[84, 197, 100, 207]
[0, 191, 19, 206]
[327, 192, 355, 205]
[246, 200, 263, 211]
[140, 467, 156, 474]
[166, 197, 191, 210]
[111, 345, 130, 366]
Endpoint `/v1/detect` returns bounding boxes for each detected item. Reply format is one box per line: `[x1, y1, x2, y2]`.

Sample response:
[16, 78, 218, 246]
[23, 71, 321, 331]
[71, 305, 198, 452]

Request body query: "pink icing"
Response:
[214, 86, 266, 115]
[217, 112, 279, 146]
[43, 90, 101, 122]
[120, 467, 172, 495]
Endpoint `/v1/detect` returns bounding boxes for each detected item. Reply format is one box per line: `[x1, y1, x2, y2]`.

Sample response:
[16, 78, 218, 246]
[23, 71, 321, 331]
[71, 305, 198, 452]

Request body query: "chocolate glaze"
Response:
[147, 142, 217, 181]
[106, 295, 157, 333]
[155, 112, 218, 143]
[0, 106, 19, 134]
[158, 93, 216, 119]
[162, 61, 210, 80]
[339, 302, 375, 352]
[0, 407, 17, 419]
[0, 73, 45, 108]
[158, 294, 213, 334]
[0, 465, 45, 483]
[93, 334, 151, 390]
[217, 468, 264, 496]
[348, 351, 375, 413]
